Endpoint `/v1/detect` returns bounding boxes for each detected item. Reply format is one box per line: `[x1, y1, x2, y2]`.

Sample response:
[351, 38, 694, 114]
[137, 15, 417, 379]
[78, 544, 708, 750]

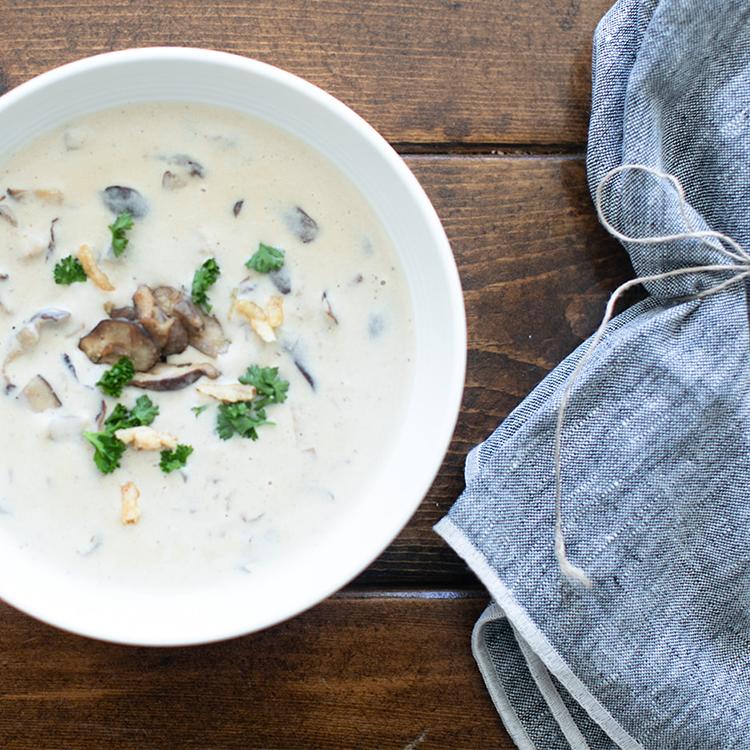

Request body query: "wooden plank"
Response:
[0, 593, 513, 749]
[355, 155, 636, 586]
[0, 0, 611, 146]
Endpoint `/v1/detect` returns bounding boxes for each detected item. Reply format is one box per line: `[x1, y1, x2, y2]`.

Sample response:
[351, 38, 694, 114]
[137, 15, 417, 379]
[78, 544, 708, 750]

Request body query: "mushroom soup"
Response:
[0, 102, 415, 588]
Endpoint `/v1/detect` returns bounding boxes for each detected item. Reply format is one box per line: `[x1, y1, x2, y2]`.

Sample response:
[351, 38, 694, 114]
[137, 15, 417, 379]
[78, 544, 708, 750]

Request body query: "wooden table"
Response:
[0, 2, 631, 747]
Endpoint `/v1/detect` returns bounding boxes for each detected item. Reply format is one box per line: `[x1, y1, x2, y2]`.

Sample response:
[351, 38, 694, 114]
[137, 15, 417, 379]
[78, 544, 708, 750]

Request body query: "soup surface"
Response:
[0, 102, 414, 589]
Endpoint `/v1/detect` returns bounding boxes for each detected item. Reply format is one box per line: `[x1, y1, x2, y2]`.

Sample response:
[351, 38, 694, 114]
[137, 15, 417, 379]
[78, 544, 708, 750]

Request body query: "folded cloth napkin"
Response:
[435, 1, 750, 748]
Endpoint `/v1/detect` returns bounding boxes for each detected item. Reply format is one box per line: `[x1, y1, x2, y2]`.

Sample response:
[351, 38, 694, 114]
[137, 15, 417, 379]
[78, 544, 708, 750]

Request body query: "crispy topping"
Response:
[115, 426, 178, 451]
[77, 244, 114, 291]
[120, 482, 141, 525]
[196, 382, 257, 403]
[233, 296, 284, 343]
[267, 295, 284, 328]
[7, 188, 64, 205]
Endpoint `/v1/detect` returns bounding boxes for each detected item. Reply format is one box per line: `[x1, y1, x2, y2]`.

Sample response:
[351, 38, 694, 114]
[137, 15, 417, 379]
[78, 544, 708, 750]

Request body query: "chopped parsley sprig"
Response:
[160, 444, 193, 473]
[83, 395, 158, 474]
[239, 365, 289, 406]
[97, 356, 135, 397]
[216, 365, 289, 441]
[109, 211, 134, 257]
[53, 256, 87, 285]
[245, 243, 285, 274]
[191, 257, 221, 313]
[216, 401, 270, 441]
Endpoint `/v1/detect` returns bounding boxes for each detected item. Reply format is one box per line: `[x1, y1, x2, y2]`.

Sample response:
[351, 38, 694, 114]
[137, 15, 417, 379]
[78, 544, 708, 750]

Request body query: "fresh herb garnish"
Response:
[239, 365, 289, 406]
[53, 255, 87, 285]
[214, 365, 289, 441]
[84, 395, 159, 474]
[160, 444, 193, 473]
[191, 257, 221, 312]
[245, 243, 285, 273]
[105, 395, 159, 432]
[96, 356, 135, 397]
[83, 431, 127, 475]
[216, 401, 270, 441]
[108, 211, 134, 257]
[191, 404, 209, 417]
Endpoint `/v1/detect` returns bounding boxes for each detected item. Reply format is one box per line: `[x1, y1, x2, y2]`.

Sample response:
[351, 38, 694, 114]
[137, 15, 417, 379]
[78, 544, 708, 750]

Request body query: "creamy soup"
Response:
[0, 103, 414, 589]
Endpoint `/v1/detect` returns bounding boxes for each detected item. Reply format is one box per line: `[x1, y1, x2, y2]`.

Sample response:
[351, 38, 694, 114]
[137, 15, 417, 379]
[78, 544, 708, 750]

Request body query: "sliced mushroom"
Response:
[163, 154, 205, 178]
[132, 285, 189, 356]
[0, 203, 18, 228]
[46, 217, 59, 261]
[152, 286, 203, 330]
[101, 186, 149, 218]
[322, 291, 339, 325]
[132, 285, 172, 349]
[153, 288, 214, 350]
[269, 267, 291, 295]
[162, 170, 187, 191]
[95, 399, 107, 430]
[196, 382, 257, 403]
[15, 308, 71, 351]
[130, 362, 219, 391]
[285, 206, 319, 243]
[62, 353, 78, 380]
[105, 302, 137, 320]
[78, 319, 160, 371]
[150, 285, 227, 357]
[283, 341, 316, 391]
[20, 375, 61, 412]
[189, 313, 228, 357]
[293, 357, 316, 390]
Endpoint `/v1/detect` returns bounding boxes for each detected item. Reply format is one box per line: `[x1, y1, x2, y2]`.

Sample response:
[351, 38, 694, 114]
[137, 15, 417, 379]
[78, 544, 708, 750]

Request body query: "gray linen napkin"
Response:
[435, 1, 750, 747]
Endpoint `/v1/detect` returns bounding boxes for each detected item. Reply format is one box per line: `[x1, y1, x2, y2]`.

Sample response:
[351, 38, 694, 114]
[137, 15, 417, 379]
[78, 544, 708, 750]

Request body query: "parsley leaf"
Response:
[245, 243, 285, 274]
[192, 404, 209, 417]
[108, 211, 134, 257]
[216, 401, 270, 441]
[53, 256, 87, 285]
[160, 444, 193, 473]
[130, 394, 159, 426]
[104, 395, 159, 432]
[191, 257, 221, 312]
[83, 430, 127, 474]
[239, 365, 289, 406]
[86, 396, 160, 474]
[96, 356, 135, 397]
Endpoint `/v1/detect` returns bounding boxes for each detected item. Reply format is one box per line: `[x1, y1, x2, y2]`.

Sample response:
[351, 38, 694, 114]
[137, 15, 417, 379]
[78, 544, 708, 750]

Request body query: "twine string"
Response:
[554, 164, 750, 587]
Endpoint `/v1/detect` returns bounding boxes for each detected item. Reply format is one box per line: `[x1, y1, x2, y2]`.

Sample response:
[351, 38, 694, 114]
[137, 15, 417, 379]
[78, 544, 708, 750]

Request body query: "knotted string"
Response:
[554, 164, 750, 587]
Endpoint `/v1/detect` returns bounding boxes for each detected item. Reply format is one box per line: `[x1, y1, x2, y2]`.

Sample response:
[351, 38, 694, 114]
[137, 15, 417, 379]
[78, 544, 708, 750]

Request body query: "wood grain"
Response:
[0, 592, 513, 750]
[355, 155, 635, 586]
[0, 0, 611, 146]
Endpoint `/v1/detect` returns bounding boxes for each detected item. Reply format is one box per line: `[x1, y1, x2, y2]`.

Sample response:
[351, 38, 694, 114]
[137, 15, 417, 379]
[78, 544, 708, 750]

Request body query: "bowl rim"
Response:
[0, 47, 467, 646]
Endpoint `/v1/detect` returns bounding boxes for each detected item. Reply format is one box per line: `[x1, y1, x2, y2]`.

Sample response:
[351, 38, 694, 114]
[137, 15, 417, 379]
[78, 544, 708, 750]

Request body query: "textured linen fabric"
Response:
[435, 1, 750, 748]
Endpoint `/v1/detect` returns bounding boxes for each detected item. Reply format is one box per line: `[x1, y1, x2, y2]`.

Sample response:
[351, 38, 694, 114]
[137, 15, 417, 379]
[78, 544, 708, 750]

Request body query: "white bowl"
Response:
[0, 48, 466, 645]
